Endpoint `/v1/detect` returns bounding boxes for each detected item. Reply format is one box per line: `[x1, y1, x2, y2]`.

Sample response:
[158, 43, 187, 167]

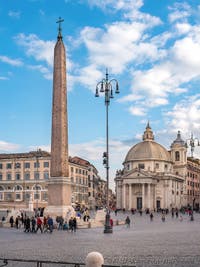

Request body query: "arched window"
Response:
[175, 151, 180, 161]
[33, 185, 42, 191]
[0, 186, 4, 191]
[14, 185, 23, 191]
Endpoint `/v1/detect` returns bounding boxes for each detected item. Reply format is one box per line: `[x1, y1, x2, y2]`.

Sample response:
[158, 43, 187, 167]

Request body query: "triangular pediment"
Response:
[123, 168, 151, 179]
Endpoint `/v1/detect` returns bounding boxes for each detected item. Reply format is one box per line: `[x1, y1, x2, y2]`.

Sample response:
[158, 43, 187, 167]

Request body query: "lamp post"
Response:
[95, 69, 119, 233]
[186, 133, 200, 158]
[186, 134, 200, 213]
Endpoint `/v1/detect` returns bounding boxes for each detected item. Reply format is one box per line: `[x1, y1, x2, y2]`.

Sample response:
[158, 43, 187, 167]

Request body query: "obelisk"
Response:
[45, 18, 73, 218]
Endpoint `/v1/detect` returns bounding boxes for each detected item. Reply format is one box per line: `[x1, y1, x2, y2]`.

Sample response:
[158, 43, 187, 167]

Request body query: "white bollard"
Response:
[85, 252, 104, 267]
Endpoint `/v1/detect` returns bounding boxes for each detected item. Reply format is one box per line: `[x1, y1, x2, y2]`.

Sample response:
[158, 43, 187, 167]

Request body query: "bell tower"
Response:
[170, 131, 187, 175]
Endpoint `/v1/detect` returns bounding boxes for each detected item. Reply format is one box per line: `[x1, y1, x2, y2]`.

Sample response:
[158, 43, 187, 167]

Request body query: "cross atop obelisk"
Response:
[56, 17, 64, 40]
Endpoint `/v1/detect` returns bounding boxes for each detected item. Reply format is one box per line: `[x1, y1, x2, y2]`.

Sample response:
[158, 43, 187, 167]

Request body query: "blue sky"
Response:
[1, 0, 200, 189]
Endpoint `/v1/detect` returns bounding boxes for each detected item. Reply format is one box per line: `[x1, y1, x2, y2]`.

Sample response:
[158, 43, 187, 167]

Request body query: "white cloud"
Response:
[8, 11, 21, 19]
[28, 145, 50, 152]
[0, 55, 23, 66]
[0, 141, 20, 152]
[14, 33, 54, 66]
[87, 0, 143, 12]
[168, 2, 191, 23]
[129, 106, 146, 116]
[75, 64, 103, 91]
[165, 95, 200, 136]
[69, 138, 130, 189]
[175, 23, 191, 35]
[0, 76, 9, 80]
[28, 65, 52, 80]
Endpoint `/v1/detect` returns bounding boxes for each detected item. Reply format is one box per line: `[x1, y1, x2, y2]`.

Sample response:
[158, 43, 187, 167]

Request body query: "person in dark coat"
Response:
[24, 216, 31, 232]
[72, 217, 77, 232]
[125, 216, 131, 227]
[9, 216, 14, 227]
[31, 217, 36, 233]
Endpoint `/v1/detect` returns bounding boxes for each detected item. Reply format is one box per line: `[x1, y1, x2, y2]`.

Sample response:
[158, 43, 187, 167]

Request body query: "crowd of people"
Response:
[8, 212, 78, 233]
[4, 205, 197, 233]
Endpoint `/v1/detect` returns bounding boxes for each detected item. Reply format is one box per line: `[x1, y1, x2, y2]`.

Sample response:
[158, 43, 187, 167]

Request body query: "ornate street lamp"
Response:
[95, 69, 119, 233]
[186, 133, 200, 213]
[186, 133, 200, 158]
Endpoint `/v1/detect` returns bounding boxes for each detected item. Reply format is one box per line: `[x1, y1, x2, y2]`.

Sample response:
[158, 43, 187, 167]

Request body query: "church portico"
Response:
[121, 181, 156, 211]
[115, 123, 185, 211]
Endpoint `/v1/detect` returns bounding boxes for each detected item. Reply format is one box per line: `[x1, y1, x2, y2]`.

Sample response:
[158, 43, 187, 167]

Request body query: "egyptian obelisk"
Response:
[45, 18, 72, 218]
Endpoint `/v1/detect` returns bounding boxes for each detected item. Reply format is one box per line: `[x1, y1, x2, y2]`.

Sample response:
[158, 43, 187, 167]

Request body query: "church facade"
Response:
[115, 123, 188, 211]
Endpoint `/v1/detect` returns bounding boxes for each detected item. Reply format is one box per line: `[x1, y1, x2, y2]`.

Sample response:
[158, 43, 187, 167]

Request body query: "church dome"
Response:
[124, 123, 171, 163]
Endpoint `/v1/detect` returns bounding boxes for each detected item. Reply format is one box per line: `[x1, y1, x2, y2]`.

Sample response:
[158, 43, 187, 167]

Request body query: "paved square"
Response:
[0, 212, 200, 267]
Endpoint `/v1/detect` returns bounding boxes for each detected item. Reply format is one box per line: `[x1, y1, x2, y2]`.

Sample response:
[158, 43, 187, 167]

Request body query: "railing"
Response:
[0, 258, 84, 267]
[0, 258, 135, 267]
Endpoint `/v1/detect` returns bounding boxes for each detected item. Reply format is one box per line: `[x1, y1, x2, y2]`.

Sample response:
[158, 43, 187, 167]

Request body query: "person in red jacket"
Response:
[36, 216, 43, 233]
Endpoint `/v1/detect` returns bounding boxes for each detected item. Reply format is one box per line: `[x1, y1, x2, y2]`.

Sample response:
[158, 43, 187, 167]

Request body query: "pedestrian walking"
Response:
[47, 216, 54, 233]
[125, 216, 131, 227]
[150, 212, 154, 221]
[36, 216, 43, 233]
[9, 216, 14, 227]
[31, 216, 36, 233]
[72, 217, 77, 232]
[24, 216, 31, 232]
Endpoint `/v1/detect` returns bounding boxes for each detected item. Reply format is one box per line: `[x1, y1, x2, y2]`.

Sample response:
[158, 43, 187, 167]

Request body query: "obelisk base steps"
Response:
[46, 176, 74, 219]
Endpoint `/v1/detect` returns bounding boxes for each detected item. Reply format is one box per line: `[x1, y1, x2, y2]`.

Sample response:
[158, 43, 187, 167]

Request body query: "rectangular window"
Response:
[43, 162, 49, 168]
[15, 173, 20, 180]
[71, 167, 74, 172]
[15, 162, 21, 169]
[156, 163, 159, 169]
[16, 193, 21, 200]
[0, 192, 3, 200]
[138, 163, 145, 169]
[7, 173, 12, 180]
[0, 163, 3, 169]
[43, 172, 49, 180]
[24, 162, 30, 169]
[0, 174, 2, 180]
[34, 162, 40, 168]
[24, 173, 30, 180]
[25, 193, 30, 200]
[6, 163, 12, 169]
[5, 193, 12, 200]
[34, 193, 40, 200]
[34, 172, 40, 180]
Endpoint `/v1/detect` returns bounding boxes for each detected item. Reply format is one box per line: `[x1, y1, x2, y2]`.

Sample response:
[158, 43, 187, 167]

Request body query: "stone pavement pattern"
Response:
[0, 212, 200, 267]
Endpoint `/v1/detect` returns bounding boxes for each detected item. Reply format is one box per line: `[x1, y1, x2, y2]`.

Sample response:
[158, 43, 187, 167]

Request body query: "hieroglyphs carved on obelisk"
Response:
[45, 18, 72, 217]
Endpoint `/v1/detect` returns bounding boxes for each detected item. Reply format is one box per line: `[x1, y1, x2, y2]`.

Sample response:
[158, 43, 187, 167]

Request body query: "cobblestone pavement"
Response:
[0, 211, 200, 267]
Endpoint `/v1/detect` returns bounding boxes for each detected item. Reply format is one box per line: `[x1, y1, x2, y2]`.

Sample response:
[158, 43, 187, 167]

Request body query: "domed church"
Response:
[115, 122, 187, 210]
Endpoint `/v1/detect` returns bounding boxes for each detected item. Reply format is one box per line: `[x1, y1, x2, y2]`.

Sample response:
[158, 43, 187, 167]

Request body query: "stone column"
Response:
[123, 184, 126, 209]
[142, 183, 145, 210]
[129, 184, 132, 210]
[148, 183, 151, 209]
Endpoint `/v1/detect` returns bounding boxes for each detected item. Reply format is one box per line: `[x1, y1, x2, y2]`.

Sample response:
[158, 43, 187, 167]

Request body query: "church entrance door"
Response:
[156, 200, 160, 209]
[137, 197, 142, 210]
